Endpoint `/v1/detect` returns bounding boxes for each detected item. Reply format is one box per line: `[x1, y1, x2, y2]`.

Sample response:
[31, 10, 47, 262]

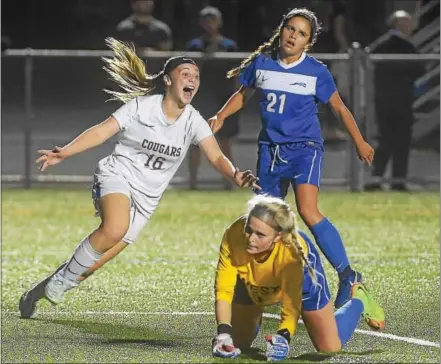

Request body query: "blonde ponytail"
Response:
[102, 37, 162, 103]
[282, 227, 317, 283]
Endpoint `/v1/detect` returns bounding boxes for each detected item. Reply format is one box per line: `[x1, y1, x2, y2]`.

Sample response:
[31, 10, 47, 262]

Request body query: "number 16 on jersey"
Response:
[144, 154, 165, 170]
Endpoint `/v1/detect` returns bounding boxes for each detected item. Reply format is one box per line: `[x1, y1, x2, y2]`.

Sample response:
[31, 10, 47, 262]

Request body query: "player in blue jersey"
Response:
[209, 8, 375, 309]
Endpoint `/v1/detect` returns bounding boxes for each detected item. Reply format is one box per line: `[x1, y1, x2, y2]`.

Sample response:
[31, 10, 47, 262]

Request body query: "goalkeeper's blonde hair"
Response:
[246, 194, 317, 282]
[102, 37, 163, 103]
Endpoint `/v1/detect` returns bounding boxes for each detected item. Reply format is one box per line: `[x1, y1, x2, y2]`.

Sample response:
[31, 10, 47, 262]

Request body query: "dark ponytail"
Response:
[227, 8, 321, 79]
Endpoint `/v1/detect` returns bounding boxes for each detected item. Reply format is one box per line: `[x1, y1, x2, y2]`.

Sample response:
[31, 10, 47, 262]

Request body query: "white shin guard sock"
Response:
[62, 237, 103, 282]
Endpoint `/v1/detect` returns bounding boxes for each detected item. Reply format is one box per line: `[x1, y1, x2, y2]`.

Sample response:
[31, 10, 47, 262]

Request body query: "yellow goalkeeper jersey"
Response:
[215, 215, 309, 336]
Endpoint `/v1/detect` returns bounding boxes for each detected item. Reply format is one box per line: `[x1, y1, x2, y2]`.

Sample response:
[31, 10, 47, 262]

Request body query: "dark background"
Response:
[1, 0, 399, 51]
[1, 0, 439, 188]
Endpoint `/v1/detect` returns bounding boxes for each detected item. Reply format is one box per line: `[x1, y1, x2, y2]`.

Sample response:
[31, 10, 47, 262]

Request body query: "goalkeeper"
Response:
[212, 195, 385, 361]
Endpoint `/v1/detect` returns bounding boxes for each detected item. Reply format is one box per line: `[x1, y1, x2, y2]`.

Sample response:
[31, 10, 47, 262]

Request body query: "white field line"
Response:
[262, 313, 440, 349]
[3, 310, 440, 348]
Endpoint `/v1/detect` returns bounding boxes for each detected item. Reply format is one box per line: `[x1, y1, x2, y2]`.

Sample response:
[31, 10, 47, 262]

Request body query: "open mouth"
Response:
[183, 86, 195, 98]
[286, 40, 295, 48]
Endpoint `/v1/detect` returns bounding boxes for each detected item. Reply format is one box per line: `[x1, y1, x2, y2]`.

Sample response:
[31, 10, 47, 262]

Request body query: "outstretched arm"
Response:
[265, 259, 303, 362]
[215, 229, 237, 325]
[198, 135, 260, 190]
[279, 261, 304, 337]
[216, 300, 232, 327]
[208, 86, 254, 133]
[213, 230, 241, 359]
[36, 116, 120, 171]
[328, 91, 374, 166]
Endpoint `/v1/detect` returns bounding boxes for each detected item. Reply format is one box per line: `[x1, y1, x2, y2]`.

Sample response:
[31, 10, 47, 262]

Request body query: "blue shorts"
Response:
[299, 231, 331, 311]
[256, 142, 324, 198]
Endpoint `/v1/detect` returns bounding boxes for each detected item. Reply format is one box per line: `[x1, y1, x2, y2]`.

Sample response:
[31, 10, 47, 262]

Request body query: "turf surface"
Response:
[2, 188, 440, 362]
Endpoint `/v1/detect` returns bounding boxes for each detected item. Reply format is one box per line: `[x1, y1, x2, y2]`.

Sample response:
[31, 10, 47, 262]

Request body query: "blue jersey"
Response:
[239, 52, 337, 145]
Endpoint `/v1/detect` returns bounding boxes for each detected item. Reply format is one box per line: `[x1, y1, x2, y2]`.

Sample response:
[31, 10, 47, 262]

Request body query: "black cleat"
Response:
[19, 262, 67, 319]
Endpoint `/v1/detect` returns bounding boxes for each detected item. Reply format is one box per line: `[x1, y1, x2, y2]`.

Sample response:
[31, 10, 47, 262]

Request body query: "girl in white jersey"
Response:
[19, 38, 259, 318]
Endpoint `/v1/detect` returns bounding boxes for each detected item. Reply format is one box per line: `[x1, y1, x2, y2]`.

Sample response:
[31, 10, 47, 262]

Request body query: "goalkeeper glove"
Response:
[212, 323, 241, 359]
[265, 330, 290, 362]
[212, 333, 241, 359]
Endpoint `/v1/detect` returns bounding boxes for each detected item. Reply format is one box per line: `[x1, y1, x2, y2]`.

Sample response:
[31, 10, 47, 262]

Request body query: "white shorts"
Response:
[92, 174, 150, 244]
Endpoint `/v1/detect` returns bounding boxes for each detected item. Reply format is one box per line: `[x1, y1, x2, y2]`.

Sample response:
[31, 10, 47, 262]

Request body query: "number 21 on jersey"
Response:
[266, 93, 286, 114]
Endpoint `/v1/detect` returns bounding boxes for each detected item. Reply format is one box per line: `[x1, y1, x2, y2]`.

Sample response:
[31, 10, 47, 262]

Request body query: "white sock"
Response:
[61, 237, 102, 282]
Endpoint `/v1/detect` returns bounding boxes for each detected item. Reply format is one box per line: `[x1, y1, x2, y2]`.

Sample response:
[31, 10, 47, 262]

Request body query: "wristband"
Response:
[217, 323, 233, 336]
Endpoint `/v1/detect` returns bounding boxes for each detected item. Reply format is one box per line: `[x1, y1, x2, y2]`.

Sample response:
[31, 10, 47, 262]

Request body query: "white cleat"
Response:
[44, 271, 78, 305]
[19, 262, 67, 319]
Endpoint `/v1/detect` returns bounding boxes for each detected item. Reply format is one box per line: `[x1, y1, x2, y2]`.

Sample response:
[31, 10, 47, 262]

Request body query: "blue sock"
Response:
[335, 298, 364, 346]
[310, 217, 350, 273]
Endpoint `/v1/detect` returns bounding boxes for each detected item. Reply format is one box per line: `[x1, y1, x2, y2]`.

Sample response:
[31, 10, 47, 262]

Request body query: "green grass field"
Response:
[2, 188, 440, 363]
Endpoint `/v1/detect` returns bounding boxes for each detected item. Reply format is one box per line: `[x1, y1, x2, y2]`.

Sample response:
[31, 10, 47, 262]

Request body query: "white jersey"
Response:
[95, 94, 212, 214]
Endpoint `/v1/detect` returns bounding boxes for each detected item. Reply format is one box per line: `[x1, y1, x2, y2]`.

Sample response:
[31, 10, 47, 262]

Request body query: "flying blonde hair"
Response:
[102, 37, 163, 103]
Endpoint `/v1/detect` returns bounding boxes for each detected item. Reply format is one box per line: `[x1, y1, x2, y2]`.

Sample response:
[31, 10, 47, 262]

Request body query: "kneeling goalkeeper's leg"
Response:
[231, 303, 264, 350]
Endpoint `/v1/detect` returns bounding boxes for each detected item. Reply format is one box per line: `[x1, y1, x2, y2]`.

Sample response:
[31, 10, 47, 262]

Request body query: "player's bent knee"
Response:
[316, 342, 342, 353]
[232, 323, 259, 350]
[297, 206, 321, 223]
[100, 223, 129, 244]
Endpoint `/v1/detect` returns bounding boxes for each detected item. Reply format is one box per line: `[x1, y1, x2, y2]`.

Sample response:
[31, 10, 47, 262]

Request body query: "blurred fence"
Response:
[2, 46, 439, 190]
